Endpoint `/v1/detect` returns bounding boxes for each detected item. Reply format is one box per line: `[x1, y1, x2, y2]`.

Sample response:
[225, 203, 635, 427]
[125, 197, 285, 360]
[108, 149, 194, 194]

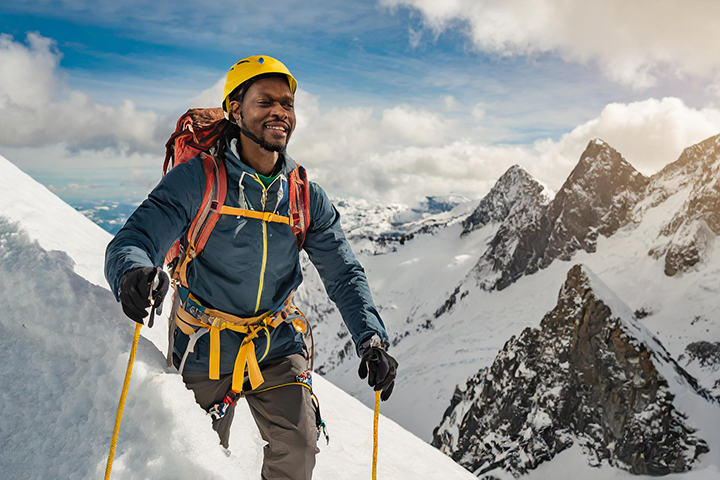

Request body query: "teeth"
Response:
[266, 125, 285, 132]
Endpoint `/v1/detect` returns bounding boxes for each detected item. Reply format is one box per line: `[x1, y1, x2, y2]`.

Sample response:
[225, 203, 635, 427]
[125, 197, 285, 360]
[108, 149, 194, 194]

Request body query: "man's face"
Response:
[230, 76, 296, 152]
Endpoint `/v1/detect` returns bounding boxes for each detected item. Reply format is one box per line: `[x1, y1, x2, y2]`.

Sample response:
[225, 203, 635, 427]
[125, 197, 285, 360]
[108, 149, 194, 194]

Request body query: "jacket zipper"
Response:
[250, 173, 282, 314]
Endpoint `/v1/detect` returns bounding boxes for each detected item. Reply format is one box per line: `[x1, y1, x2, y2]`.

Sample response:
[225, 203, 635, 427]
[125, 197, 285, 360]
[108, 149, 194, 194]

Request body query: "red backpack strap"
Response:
[193, 154, 227, 253]
[173, 153, 227, 286]
[288, 165, 311, 249]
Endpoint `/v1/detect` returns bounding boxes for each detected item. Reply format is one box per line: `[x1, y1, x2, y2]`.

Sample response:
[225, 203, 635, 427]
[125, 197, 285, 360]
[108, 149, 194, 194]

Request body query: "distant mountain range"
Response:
[299, 133, 720, 479]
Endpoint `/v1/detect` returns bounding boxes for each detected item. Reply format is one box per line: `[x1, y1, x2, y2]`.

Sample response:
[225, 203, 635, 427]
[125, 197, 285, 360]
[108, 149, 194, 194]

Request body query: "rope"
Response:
[104, 323, 142, 480]
[372, 390, 380, 479]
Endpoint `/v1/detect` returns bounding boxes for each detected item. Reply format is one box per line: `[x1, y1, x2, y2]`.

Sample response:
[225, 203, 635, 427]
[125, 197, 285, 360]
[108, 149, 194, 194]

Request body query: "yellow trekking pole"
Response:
[104, 322, 142, 480]
[372, 390, 381, 480]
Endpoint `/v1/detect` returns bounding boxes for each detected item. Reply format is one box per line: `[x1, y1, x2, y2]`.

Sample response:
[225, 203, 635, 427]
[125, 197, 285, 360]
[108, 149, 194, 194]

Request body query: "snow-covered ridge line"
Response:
[0, 154, 111, 286]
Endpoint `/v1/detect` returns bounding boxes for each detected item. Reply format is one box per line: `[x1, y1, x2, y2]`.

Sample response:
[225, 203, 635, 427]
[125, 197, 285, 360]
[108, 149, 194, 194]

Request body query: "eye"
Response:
[257, 99, 271, 106]
[283, 103, 294, 110]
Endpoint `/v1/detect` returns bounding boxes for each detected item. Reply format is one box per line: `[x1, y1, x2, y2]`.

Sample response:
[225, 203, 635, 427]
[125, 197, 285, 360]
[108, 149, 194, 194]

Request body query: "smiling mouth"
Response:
[265, 124, 288, 133]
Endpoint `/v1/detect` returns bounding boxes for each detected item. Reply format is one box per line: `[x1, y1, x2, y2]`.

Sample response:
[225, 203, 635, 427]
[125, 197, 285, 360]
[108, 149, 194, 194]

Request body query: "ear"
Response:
[229, 100, 242, 123]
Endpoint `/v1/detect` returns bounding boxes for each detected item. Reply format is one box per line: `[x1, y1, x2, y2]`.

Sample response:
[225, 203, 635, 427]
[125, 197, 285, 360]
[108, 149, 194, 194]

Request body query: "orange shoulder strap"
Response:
[288, 165, 311, 248]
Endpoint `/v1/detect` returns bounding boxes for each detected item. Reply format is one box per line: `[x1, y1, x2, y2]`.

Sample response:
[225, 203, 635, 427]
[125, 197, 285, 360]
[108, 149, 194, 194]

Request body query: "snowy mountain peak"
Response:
[471, 141, 649, 291]
[657, 132, 720, 181]
[461, 163, 550, 236]
[567, 138, 645, 191]
[646, 132, 720, 276]
[433, 264, 710, 477]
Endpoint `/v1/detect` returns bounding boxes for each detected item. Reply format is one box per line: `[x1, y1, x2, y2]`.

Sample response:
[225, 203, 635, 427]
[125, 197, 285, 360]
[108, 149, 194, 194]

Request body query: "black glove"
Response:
[119, 267, 169, 327]
[358, 335, 397, 401]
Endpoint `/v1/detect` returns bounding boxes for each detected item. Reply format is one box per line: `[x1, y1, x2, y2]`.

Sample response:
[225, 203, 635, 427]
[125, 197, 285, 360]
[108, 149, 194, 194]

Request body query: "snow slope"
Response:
[0, 155, 110, 286]
[0, 154, 474, 479]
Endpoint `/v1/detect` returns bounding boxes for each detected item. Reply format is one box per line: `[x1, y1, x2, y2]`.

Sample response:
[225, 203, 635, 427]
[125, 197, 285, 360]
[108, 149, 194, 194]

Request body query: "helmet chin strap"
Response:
[235, 111, 263, 147]
[240, 125, 264, 147]
[237, 112, 286, 153]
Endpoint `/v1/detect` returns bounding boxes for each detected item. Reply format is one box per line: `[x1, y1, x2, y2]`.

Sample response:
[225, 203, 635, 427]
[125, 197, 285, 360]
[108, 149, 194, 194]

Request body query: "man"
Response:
[104, 55, 397, 480]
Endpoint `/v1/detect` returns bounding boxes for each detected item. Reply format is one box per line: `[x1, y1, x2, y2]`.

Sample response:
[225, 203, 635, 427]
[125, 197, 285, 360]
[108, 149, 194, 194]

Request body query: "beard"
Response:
[241, 119, 291, 152]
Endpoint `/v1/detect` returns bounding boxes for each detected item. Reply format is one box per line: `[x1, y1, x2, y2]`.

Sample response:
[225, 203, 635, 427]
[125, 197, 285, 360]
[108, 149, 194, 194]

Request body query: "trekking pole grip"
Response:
[104, 322, 142, 480]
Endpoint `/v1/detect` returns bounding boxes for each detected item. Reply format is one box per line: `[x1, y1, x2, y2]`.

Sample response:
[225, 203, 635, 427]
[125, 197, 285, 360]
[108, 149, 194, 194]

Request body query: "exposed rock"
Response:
[685, 341, 720, 369]
[649, 133, 720, 276]
[433, 264, 708, 477]
[461, 165, 550, 236]
[474, 139, 648, 291]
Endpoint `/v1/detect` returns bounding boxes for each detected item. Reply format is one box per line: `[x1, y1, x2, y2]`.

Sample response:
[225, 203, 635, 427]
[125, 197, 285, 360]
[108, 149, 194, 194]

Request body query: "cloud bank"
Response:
[0, 33, 162, 154]
[3, 33, 720, 205]
[290, 94, 720, 204]
[381, 0, 720, 90]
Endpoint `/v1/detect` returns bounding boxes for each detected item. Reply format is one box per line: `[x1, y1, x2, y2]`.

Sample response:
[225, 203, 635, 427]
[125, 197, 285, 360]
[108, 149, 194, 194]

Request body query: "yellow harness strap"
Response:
[173, 208, 291, 290]
[175, 301, 288, 391]
[219, 206, 291, 225]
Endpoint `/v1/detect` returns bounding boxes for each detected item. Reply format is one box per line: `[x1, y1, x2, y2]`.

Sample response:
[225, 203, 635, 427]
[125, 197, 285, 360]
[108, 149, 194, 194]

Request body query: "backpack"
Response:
[162, 107, 311, 284]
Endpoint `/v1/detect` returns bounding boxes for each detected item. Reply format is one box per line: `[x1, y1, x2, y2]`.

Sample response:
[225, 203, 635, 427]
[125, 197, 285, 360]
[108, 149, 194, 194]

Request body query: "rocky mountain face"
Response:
[472, 139, 649, 291]
[461, 165, 550, 237]
[432, 264, 709, 478]
[647, 133, 720, 276]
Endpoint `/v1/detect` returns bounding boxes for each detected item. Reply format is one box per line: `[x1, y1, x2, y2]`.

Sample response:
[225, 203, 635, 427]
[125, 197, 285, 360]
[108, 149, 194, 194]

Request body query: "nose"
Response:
[270, 101, 287, 119]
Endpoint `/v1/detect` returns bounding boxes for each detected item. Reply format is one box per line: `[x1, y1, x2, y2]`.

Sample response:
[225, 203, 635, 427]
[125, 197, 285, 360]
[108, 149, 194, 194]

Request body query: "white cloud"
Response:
[408, 27, 423, 49]
[487, 97, 720, 196]
[381, 105, 450, 146]
[443, 95, 460, 111]
[471, 102, 485, 120]
[0, 33, 162, 153]
[190, 78, 225, 108]
[291, 95, 720, 204]
[380, 0, 720, 90]
[3, 33, 719, 207]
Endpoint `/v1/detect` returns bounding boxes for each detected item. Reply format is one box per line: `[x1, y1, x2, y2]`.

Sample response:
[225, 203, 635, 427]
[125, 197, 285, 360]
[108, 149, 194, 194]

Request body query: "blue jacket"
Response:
[105, 133, 388, 375]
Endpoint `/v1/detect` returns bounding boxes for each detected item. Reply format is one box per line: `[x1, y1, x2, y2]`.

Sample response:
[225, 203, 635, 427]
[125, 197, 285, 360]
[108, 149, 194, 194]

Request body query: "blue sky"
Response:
[1, 1, 720, 204]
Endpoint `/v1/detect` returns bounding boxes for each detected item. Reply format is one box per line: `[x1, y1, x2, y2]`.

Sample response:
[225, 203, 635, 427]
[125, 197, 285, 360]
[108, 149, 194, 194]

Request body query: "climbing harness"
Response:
[171, 288, 311, 390]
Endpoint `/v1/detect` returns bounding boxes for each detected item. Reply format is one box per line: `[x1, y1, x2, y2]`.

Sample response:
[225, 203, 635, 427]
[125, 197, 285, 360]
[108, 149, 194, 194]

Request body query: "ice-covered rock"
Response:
[473, 139, 648, 291]
[433, 264, 710, 477]
[461, 165, 550, 237]
[648, 133, 720, 276]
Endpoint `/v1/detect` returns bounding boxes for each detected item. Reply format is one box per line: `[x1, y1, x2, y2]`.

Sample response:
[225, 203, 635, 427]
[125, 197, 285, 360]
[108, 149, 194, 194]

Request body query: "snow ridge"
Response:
[472, 139, 649, 291]
[648, 133, 720, 275]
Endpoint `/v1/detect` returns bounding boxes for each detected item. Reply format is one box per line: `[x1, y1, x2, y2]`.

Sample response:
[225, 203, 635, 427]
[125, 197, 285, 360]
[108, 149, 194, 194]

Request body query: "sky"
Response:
[1, 0, 720, 205]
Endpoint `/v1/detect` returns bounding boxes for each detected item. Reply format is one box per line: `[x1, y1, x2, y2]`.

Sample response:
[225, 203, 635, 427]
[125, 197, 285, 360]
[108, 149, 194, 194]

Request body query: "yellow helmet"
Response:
[222, 55, 297, 120]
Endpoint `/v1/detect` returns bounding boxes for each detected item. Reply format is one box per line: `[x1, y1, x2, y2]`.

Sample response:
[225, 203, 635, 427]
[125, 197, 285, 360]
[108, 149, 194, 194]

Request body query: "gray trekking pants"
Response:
[182, 354, 320, 480]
